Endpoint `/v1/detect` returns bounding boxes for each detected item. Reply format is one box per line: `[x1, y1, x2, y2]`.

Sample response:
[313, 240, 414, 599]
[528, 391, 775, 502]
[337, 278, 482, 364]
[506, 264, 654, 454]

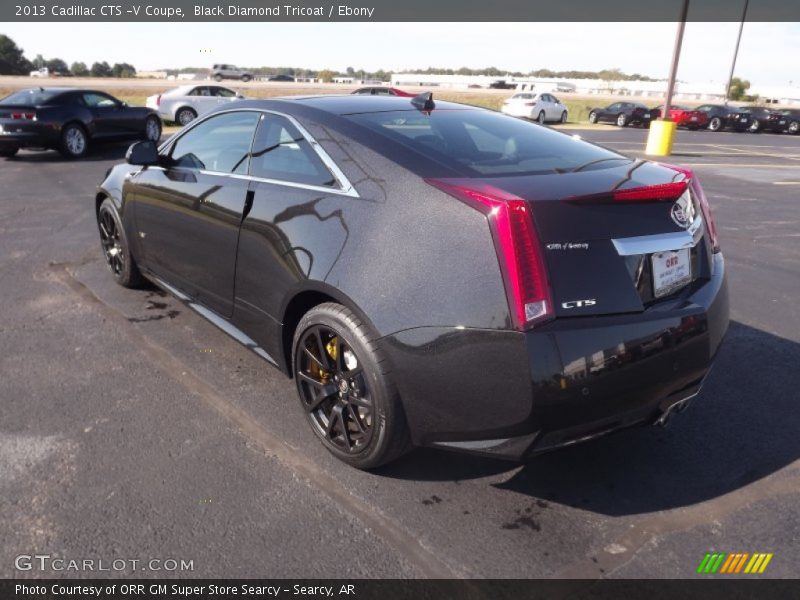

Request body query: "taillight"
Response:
[156, 95, 161, 107]
[524, 102, 536, 106]
[663, 164, 720, 253]
[10, 112, 36, 120]
[425, 178, 553, 330]
[567, 181, 688, 204]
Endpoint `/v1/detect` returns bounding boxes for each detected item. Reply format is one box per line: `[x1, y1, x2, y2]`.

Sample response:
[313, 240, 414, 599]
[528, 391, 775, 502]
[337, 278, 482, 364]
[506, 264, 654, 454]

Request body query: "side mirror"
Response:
[236, 94, 245, 99]
[126, 140, 159, 166]
[121, 101, 128, 107]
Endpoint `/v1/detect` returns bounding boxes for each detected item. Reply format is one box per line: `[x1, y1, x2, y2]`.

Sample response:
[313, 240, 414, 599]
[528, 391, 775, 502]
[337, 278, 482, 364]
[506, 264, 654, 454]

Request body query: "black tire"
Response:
[143, 115, 162, 142]
[214, 74, 223, 82]
[59, 122, 88, 159]
[788, 121, 799, 135]
[708, 117, 722, 131]
[588, 111, 598, 124]
[688, 125, 698, 131]
[175, 107, 197, 126]
[0, 147, 18, 158]
[292, 303, 411, 469]
[749, 120, 760, 133]
[241, 75, 252, 82]
[537, 111, 546, 124]
[560, 111, 568, 124]
[97, 198, 144, 289]
[616, 113, 628, 127]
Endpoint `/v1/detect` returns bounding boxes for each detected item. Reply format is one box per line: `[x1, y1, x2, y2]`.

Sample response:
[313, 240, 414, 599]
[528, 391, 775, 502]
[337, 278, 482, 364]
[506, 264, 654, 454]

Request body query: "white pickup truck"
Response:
[29, 67, 50, 78]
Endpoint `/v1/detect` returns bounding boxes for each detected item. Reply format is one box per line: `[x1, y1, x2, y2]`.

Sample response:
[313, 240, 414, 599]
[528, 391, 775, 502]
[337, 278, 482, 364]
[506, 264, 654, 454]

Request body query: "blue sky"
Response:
[4, 22, 799, 86]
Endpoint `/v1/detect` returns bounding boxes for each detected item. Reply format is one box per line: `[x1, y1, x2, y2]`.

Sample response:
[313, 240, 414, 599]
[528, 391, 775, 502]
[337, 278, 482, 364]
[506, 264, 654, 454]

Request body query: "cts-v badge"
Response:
[670, 193, 696, 229]
[562, 299, 597, 309]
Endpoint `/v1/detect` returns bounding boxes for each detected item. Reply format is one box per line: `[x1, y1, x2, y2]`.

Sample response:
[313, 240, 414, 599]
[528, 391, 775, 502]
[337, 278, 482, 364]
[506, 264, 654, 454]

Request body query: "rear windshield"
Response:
[0, 89, 63, 105]
[348, 109, 630, 176]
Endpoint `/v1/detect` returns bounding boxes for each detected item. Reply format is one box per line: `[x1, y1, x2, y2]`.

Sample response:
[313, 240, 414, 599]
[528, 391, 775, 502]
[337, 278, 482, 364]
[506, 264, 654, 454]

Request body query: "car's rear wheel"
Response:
[537, 111, 546, 124]
[616, 113, 628, 127]
[749, 120, 760, 132]
[59, 123, 88, 159]
[293, 303, 411, 469]
[0, 146, 18, 158]
[176, 107, 197, 126]
[560, 111, 568, 123]
[788, 121, 799, 134]
[241, 75, 251, 82]
[214, 74, 223, 82]
[97, 198, 144, 288]
[588, 111, 598, 124]
[144, 115, 162, 142]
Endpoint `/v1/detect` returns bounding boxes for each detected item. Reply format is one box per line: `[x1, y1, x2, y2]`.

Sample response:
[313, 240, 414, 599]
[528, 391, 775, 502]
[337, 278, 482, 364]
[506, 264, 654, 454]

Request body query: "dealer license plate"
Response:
[652, 249, 691, 298]
[690, 116, 698, 121]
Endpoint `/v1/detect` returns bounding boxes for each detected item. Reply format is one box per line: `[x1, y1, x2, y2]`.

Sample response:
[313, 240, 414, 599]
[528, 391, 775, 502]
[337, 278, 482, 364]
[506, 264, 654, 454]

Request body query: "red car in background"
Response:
[650, 105, 709, 130]
[351, 87, 415, 97]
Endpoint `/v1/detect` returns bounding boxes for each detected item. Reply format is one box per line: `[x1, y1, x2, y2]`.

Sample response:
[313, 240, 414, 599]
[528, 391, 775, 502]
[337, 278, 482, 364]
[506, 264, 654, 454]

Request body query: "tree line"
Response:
[0, 34, 136, 77]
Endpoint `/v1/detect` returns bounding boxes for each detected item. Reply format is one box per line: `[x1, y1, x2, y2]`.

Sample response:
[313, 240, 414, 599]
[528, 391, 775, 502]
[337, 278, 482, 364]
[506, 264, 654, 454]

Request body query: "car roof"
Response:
[226, 94, 470, 116]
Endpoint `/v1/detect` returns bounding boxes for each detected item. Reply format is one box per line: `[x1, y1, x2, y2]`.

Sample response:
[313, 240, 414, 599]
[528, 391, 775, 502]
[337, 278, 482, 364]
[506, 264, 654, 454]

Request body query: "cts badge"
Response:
[562, 299, 596, 309]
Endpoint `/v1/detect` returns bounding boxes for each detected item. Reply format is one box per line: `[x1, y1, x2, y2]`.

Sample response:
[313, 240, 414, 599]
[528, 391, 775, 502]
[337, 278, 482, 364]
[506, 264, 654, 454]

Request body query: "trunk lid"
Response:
[488, 160, 713, 318]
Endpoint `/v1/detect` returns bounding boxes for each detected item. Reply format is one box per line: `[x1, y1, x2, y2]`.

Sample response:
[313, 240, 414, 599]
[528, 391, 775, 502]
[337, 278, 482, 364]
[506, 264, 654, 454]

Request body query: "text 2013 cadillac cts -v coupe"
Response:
[95, 93, 729, 469]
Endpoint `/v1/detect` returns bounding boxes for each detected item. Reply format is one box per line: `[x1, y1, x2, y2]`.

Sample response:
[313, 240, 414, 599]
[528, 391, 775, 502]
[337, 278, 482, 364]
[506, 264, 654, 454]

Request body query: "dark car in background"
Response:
[694, 104, 738, 132]
[588, 102, 653, 127]
[96, 94, 729, 469]
[0, 87, 161, 159]
[728, 106, 774, 132]
[268, 74, 295, 82]
[650, 105, 709, 130]
[764, 109, 800, 134]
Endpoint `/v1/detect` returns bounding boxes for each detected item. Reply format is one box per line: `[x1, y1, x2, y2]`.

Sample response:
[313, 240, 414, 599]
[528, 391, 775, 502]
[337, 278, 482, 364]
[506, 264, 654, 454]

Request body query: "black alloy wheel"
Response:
[293, 303, 410, 469]
[97, 198, 143, 288]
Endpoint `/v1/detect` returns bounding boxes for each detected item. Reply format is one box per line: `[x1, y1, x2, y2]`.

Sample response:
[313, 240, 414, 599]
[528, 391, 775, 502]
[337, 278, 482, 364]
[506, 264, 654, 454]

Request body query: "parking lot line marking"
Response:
[773, 181, 800, 185]
[708, 144, 800, 162]
[658, 163, 800, 168]
[48, 262, 466, 580]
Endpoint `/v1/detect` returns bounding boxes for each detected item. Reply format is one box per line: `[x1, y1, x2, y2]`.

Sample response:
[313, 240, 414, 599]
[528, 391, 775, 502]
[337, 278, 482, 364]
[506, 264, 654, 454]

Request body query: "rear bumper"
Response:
[0, 120, 60, 149]
[383, 253, 729, 460]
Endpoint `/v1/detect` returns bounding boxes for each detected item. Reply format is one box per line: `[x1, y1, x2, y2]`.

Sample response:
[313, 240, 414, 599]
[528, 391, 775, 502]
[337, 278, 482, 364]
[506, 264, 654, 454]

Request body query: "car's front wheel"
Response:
[749, 119, 761, 133]
[560, 111, 568, 123]
[59, 123, 88, 159]
[144, 115, 162, 142]
[175, 107, 197, 126]
[292, 303, 411, 469]
[0, 146, 18, 158]
[708, 117, 723, 131]
[241, 75, 252, 82]
[214, 74, 223, 82]
[787, 121, 799, 135]
[588, 111, 598, 124]
[97, 198, 144, 288]
[616, 113, 628, 127]
[537, 111, 546, 124]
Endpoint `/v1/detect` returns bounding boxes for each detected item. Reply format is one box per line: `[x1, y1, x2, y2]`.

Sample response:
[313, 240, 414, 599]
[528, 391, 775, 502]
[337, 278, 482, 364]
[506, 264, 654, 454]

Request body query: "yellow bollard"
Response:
[645, 119, 677, 156]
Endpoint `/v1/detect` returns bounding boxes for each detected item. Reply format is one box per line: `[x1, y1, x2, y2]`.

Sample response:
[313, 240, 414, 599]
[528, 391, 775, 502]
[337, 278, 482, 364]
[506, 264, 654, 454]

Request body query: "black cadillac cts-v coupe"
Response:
[95, 94, 729, 468]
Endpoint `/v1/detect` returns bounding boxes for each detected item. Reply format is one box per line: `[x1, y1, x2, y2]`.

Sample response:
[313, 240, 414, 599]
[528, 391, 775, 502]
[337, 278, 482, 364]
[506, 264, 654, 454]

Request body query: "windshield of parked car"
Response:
[349, 109, 632, 176]
[0, 89, 63, 105]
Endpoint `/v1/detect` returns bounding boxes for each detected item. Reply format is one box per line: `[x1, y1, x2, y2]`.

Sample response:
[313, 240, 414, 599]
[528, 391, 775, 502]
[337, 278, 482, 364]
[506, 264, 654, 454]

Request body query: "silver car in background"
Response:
[146, 85, 245, 125]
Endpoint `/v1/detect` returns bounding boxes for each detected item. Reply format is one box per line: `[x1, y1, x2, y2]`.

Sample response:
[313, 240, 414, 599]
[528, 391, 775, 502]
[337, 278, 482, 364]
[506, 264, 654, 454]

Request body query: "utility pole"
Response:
[645, 0, 690, 156]
[724, 0, 749, 104]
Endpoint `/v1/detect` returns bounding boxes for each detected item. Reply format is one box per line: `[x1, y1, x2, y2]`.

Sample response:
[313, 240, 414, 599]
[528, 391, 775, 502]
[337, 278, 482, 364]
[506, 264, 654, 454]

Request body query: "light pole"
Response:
[724, 0, 749, 104]
[645, 0, 690, 156]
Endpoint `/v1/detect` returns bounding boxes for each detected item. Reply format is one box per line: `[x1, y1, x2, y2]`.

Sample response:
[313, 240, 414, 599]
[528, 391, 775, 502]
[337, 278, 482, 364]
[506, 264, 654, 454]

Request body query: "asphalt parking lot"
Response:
[1, 126, 798, 580]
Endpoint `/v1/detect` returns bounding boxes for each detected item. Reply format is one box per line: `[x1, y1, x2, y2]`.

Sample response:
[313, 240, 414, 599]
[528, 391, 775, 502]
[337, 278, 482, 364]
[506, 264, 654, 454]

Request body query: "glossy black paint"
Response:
[0, 87, 157, 154]
[97, 96, 730, 459]
[764, 108, 800, 134]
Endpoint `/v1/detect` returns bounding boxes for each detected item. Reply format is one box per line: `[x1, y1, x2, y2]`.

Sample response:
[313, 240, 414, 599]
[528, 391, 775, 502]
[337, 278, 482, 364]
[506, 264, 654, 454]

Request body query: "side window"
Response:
[249, 114, 337, 187]
[552, 96, 560, 104]
[169, 111, 259, 174]
[607, 103, 620, 111]
[214, 87, 236, 98]
[83, 93, 117, 108]
[187, 87, 201, 97]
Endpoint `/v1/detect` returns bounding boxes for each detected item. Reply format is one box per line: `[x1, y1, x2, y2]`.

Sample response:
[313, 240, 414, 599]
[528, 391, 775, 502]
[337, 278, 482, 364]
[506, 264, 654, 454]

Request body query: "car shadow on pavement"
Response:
[5, 141, 142, 163]
[380, 321, 800, 515]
